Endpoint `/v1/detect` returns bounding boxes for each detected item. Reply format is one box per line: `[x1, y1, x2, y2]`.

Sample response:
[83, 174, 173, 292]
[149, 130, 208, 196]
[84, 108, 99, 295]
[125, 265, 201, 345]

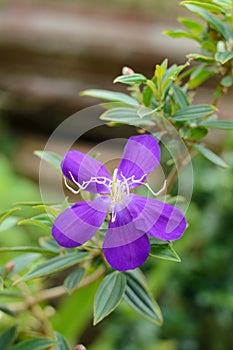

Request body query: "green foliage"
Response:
[94, 272, 126, 324]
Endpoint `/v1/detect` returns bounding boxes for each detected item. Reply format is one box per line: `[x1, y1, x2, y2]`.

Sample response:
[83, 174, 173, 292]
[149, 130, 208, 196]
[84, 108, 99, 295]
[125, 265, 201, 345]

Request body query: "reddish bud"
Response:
[122, 66, 135, 75]
[75, 345, 86, 350]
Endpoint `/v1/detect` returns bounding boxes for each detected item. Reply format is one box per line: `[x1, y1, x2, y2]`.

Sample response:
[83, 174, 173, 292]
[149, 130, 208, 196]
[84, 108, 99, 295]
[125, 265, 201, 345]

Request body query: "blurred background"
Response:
[0, 1, 232, 349]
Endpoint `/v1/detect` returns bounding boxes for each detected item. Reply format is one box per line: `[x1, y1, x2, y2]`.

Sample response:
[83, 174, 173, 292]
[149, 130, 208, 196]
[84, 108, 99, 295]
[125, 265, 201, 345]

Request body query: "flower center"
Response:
[111, 168, 130, 202]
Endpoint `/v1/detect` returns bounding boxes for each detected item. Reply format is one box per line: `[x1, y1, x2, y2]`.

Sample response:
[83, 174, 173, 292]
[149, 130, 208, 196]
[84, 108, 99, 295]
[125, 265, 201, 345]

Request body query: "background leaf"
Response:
[64, 267, 85, 294]
[0, 325, 17, 350]
[80, 89, 139, 106]
[193, 144, 229, 168]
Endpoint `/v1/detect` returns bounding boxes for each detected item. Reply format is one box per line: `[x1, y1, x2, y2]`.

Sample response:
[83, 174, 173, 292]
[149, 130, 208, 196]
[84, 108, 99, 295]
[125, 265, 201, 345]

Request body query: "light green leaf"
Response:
[163, 30, 200, 41]
[200, 120, 233, 130]
[137, 107, 154, 118]
[100, 108, 154, 126]
[181, 3, 232, 40]
[188, 69, 215, 89]
[172, 104, 217, 121]
[0, 246, 56, 255]
[193, 143, 229, 168]
[150, 243, 181, 262]
[18, 214, 53, 231]
[6, 253, 41, 277]
[221, 75, 233, 87]
[114, 73, 147, 85]
[0, 325, 17, 350]
[20, 252, 89, 281]
[181, 1, 223, 14]
[187, 53, 215, 63]
[215, 51, 233, 64]
[178, 17, 204, 32]
[0, 216, 19, 232]
[55, 332, 70, 350]
[0, 208, 19, 224]
[9, 338, 55, 350]
[34, 151, 63, 172]
[64, 267, 85, 294]
[80, 89, 139, 106]
[124, 270, 163, 325]
[94, 272, 126, 325]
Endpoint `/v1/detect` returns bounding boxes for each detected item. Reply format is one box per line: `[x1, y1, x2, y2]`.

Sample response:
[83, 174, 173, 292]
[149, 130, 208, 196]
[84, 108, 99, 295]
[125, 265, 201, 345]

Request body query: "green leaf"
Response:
[188, 69, 215, 89]
[0, 305, 16, 317]
[215, 51, 233, 64]
[200, 120, 233, 130]
[80, 89, 139, 107]
[181, 1, 223, 14]
[178, 17, 204, 32]
[124, 270, 163, 325]
[220, 75, 233, 87]
[114, 74, 147, 85]
[18, 214, 53, 231]
[0, 325, 17, 350]
[0, 208, 19, 224]
[172, 85, 189, 108]
[0, 216, 19, 232]
[150, 243, 181, 262]
[193, 143, 229, 168]
[64, 267, 85, 294]
[94, 271, 126, 325]
[142, 85, 153, 107]
[6, 253, 41, 277]
[163, 30, 200, 41]
[180, 126, 208, 140]
[172, 104, 217, 121]
[20, 252, 89, 281]
[100, 108, 154, 126]
[187, 53, 215, 63]
[0, 246, 57, 255]
[9, 338, 55, 350]
[34, 151, 63, 172]
[137, 107, 154, 118]
[181, 3, 232, 40]
[55, 332, 70, 350]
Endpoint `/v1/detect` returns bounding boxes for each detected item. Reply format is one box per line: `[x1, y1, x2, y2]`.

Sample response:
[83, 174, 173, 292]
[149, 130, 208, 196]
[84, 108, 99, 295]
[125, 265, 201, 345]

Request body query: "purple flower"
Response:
[52, 135, 186, 271]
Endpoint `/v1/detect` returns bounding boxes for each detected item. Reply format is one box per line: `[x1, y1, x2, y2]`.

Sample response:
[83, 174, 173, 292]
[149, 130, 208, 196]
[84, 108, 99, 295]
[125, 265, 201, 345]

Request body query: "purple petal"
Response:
[62, 150, 111, 193]
[103, 196, 147, 248]
[130, 195, 187, 241]
[117, 135, 160, 185]
[104, 234, 150, 271]
[52, 197, 110, 248]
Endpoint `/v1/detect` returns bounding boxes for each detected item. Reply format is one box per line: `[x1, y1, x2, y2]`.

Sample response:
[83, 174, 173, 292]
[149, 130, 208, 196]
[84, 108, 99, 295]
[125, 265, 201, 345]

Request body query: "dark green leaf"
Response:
[20, 252, 89, 281]
[172, 104, 217, 121]
[180, 126, 208, 140]
[150, 243, 181, 262]
[55, 332, 70, 350]
[9, 338, 55, 350]
[0, 305, 16, 317]
[0, 325, 17, 350]
[94, 272, 126, 325]
[193, 143, 229, 168]
[200, 120, 233, 130]
[80, 89, 139, 107]
[100, 108, 154, 126]
[114, 74, 147, 85]
[215, 51, 233, 64]
[34, 151, 63, 172]
[124, 270, 163, 325]
[142, 85, 153, 107]
[64, 267, 85, 294]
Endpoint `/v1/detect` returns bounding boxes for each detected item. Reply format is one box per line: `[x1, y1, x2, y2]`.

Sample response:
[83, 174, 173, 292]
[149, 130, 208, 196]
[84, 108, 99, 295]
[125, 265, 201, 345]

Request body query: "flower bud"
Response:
[75, 345, 86, 350]
[122, 66, 135, 75]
